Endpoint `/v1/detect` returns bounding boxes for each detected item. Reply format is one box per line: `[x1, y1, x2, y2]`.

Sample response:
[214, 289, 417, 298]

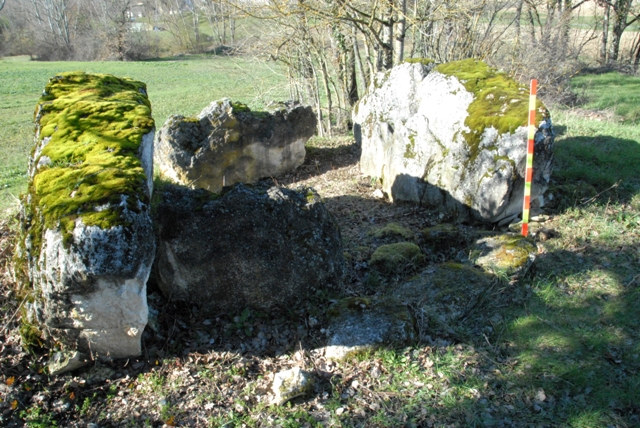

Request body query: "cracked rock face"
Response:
[155, 98, 317, 193]
[353, 60, 554, 224]
[19, 72, 156, 366]
[153, 182, 345, 314]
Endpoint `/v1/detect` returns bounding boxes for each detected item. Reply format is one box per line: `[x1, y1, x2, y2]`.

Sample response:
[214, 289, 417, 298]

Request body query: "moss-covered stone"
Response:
[435, 59, 548, 161]
[27, 71, 154, 248]
[369, 242, 424, 274]
[17, 72, 156, 361]
[469, 233, 537, 278]
[272, 367, 315, 405]
[368, 222, 414, 242]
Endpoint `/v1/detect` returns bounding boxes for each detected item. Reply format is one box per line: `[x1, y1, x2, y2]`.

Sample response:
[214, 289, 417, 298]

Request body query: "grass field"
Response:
[0, 54, 289, 217]
[1, 57, 640, 426]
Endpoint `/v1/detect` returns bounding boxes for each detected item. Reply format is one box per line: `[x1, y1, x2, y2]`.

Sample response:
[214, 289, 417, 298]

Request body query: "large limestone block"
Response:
[154, 182, 344, 313]
[155, 99, 316, 193]
[18, 72, 155, 364]
[353, 59, 554, 224]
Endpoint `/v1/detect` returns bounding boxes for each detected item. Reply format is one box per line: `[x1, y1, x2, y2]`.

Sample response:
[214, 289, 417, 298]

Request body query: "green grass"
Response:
[571, 71, 640, 124]
[0, 54, 288, 217]
[551, 109, 640, 202]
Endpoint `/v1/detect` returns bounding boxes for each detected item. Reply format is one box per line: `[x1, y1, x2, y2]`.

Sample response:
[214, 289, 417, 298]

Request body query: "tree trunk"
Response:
[609, 0, 633, 62]
[633, 30, 640, 70]
[600, 1, 610, 63]
[353, 26, 368, 94]
[381, 0, 394, 69]
[514, 0, 524, 41]
[394, 0, 406, 64]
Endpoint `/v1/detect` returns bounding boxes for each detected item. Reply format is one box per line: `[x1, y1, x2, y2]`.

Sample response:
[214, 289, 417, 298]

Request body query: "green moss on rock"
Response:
[434, 59, 548, 161]
[470, 233, 537, 277]
[28, 72, 154, 247]
[368, 222, 414, 242]
[370, 242, 424, 274]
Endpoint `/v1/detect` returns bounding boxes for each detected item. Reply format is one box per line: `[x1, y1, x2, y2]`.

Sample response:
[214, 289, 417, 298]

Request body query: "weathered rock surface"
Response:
[19, 72, 156, 367]
[272, 367, 315, 405]
[153, 182, 344, 313]
[155, 98, 316, 193]
[323, 297, 416, 360]
[353, 59, 554, 224]
[469, 233, 537, 278]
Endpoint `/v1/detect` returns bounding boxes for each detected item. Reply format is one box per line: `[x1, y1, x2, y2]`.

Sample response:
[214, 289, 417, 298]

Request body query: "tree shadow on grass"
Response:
[550, 133, 640, 207]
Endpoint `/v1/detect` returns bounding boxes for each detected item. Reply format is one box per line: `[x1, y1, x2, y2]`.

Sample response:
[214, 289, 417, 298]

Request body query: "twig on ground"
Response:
[580, 180, 620, 206]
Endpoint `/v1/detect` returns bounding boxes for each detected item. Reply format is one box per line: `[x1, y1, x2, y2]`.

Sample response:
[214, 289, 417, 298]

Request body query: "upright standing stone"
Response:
[18, 72, 155, 369]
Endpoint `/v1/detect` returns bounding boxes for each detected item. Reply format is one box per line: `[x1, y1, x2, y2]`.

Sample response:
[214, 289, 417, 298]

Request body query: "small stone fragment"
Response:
[422, 223, 472, 251]
[48, 351, 90, 376]
[272, 367, 315, 405]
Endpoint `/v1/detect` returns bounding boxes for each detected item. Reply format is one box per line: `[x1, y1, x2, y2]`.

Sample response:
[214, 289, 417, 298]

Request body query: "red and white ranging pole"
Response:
[522, 79, 537, 237]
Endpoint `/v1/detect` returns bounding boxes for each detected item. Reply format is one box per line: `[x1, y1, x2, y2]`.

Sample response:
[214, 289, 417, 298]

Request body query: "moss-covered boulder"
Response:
[369, 242, 425, 275]
[153, 182, 344, 313]
[469, 233, 537, 278]
[18, 72, 155, 370]
[353, 60, 554, 224]
[155, 98, 316, 193]
[323, 296, 416, 360]
[368, 222, 415, 243]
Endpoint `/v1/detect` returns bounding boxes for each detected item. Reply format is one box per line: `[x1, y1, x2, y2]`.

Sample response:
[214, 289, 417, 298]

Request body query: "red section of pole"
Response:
[522, 79, 537, 237]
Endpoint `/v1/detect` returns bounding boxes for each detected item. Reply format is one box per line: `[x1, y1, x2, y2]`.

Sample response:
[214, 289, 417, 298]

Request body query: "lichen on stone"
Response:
[324, 296, 416, 360]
